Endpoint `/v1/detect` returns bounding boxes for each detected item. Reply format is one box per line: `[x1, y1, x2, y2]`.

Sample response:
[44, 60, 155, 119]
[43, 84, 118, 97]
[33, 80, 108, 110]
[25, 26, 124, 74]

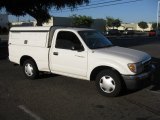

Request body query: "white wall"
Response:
[108, 23, 152, 31]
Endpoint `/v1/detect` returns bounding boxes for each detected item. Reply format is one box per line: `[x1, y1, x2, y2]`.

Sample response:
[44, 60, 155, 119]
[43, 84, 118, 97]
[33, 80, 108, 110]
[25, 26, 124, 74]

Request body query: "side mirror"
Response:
[71, 45, 84, 52]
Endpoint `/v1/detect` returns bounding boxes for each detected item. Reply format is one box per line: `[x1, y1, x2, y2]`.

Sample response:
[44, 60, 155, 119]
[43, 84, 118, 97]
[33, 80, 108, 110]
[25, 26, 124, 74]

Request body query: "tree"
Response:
[7, 22, 12, 29]
[71, 14, 93, 27]
[0, 0, 89, 26]
[152, 23, 160, 30]
[113, 19, 121, 28]
[106, 17, 121, 29]
[138, 21, 148, 31]
[106, 17, 114, 28]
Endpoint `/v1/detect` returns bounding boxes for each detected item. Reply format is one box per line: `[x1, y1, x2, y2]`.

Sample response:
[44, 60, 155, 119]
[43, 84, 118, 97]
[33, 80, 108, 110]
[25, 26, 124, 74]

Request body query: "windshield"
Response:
[78, 30, 113, 49]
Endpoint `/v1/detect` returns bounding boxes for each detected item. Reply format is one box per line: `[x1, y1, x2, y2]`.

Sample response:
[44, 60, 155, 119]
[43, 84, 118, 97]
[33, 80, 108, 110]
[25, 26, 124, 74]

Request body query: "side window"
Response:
[55, 31, 84, 51]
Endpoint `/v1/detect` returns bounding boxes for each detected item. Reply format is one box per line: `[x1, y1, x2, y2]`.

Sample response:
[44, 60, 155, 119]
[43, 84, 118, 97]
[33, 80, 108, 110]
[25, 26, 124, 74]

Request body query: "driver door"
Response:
[50, 31, 88, 77]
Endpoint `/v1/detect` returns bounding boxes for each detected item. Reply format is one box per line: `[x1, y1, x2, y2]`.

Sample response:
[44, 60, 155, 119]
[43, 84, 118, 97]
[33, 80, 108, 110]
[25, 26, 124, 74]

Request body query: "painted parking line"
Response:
[149, 90, 160, 94]
[146, 89, 160, 94]
[18, 105, 44, 120]
[145, 86, 160, 94]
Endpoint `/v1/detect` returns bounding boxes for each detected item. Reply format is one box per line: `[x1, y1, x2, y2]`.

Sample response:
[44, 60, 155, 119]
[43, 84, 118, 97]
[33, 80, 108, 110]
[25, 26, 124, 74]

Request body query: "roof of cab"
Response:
[58, 27, 94, 31]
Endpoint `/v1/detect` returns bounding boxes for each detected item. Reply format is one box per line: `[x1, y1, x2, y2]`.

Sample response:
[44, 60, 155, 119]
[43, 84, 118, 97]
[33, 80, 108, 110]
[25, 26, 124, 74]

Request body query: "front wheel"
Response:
[95, 69, 122, 97]
[23, 59, 39, 79]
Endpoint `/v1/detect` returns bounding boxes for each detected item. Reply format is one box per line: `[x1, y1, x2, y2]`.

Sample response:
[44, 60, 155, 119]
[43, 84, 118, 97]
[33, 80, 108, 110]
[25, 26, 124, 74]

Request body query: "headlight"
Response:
[128, 62, 143, 73]
[128, 63, 136, 73]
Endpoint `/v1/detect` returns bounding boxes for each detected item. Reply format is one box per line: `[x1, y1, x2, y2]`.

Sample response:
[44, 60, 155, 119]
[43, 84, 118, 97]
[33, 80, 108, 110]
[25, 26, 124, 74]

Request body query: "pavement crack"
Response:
[123, 98, 160, 117]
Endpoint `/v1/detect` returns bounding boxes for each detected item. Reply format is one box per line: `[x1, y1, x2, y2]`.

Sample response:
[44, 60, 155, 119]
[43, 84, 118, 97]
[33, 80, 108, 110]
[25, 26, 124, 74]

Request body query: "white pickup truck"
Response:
[9, 26, 155, 97]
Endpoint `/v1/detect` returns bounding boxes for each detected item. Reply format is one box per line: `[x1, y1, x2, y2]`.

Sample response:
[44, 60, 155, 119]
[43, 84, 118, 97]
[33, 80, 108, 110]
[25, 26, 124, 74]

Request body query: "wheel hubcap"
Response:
[25, 63, 34, 76]
[99, 76, 115, 93]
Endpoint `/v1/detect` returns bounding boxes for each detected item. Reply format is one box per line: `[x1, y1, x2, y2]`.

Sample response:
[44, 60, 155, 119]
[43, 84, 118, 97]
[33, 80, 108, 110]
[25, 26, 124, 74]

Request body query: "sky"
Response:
[7, 0, 159, 23]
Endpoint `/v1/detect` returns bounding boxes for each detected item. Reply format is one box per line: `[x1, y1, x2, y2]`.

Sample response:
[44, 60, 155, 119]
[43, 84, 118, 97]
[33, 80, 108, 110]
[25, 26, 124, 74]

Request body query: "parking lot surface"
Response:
[0, 36, 160, 120]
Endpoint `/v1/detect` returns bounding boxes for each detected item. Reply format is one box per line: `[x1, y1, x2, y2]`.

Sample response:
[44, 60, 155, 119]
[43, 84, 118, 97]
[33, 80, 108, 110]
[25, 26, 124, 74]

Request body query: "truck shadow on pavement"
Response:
[149, 57, 160, 92]
[0, 42, 8, 60]
[38, 73, 59, 79]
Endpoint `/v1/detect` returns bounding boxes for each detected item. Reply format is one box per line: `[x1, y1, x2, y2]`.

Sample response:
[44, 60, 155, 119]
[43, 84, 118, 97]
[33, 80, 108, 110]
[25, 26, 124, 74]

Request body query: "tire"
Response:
[23, 59, 39, 79]
[95, 69, 122, 97]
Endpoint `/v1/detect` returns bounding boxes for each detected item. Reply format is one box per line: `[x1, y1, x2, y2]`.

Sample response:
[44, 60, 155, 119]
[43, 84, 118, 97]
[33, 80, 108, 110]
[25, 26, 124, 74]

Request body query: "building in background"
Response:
[52, 16, 72, 27]
[109, 23, 152, 31]
[11, 16, 106, 32]
[0, 14, 9, 28]
[10, 16, 152, 32]
[92, 19, 106, 31]
[45, 16, 106, 31]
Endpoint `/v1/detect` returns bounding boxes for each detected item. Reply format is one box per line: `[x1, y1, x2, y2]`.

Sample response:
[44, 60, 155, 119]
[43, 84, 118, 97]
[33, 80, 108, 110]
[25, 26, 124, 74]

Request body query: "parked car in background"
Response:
[148, 30, 156, 37]
[123, 30, 135, 35]
[156, 30, 160, 36]
[106, 29, 121, 36]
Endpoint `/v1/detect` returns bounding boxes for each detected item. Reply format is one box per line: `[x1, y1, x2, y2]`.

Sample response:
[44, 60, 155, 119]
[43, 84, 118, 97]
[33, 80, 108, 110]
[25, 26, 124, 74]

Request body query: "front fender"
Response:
[87, 58, 133, 80]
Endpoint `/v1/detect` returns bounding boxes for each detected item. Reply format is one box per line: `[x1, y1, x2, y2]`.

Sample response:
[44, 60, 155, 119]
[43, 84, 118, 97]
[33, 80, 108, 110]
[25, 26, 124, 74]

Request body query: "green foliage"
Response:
[0, 0, 89, 26]
[7, 22, 12, 29]
[113, 19, 121, 28]
[138, 21, 148, 30]
[106, 17, 114, 27]
[72, 14, 93, 27]
[106, 17, 121, 29]
[152, 23, 160, 30]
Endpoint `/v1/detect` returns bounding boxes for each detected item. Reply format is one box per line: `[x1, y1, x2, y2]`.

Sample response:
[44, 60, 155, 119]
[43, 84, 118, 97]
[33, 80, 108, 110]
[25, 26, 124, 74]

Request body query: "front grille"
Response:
[143, 59, 152, 72]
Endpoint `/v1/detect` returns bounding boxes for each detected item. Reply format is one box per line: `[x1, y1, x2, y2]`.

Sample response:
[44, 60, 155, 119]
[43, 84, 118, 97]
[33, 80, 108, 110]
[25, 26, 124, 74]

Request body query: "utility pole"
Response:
[17, 16, 19, 22]
[157, 1, 160, 29]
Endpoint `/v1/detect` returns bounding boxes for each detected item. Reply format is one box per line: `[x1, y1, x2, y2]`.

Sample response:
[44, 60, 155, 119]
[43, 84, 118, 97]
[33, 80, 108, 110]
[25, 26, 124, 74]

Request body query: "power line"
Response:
[83, 0, 124, 6]
[80, 0, 144, 10]
[91, 0, 109, 3]
[51, 0, 124, 12]
[51, 0, 144, 13]
[53, 0, 143, 13]
[88, 0, 110, 4]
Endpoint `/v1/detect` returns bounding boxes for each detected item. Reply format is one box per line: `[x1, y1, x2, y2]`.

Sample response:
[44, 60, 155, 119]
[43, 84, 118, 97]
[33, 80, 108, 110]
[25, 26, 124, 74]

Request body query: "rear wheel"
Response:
[23, 59, 39, 79]
[96, 69, 122, 97]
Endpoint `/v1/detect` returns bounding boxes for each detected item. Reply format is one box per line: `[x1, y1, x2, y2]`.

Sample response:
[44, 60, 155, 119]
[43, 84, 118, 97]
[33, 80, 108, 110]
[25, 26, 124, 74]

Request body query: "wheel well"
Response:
[90, 66, 121, 81]
[20, 56, 36, 66]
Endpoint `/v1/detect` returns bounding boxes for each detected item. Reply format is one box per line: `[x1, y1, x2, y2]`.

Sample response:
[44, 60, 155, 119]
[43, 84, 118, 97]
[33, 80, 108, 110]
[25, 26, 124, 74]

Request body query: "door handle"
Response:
[53, 52, 58, 55]
[24, 40, 28, 44]
[75, 55, 85, 58]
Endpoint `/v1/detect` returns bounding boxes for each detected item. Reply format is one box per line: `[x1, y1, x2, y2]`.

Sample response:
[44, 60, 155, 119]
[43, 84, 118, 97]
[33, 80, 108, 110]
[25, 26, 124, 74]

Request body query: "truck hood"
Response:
[93, 46, 151, 63]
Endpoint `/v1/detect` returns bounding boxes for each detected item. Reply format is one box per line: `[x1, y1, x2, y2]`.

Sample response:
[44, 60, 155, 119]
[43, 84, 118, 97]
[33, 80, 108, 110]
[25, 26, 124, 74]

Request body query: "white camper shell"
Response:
[9, 26, 57, 72]
[9, 26, 56, 48]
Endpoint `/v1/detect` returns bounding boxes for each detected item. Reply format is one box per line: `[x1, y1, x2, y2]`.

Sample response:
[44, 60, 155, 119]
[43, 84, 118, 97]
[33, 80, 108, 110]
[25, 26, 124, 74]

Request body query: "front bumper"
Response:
[122, 64, 155, 90]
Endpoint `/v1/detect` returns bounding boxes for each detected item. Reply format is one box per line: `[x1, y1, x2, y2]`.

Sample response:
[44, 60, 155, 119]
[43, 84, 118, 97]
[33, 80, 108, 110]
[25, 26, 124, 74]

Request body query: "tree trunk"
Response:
[36, 18, 43, 26]
[26, 9, 50, 26]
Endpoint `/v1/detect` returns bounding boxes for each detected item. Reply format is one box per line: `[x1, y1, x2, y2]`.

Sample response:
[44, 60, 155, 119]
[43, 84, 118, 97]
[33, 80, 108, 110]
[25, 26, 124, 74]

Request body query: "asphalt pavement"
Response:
[0, 36, 160, 120]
